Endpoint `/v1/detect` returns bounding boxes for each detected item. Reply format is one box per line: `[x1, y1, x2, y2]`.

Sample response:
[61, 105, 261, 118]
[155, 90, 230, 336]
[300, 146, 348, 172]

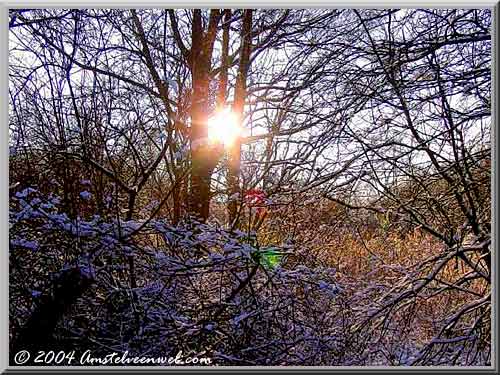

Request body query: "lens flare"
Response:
[207, 108, 241, 146]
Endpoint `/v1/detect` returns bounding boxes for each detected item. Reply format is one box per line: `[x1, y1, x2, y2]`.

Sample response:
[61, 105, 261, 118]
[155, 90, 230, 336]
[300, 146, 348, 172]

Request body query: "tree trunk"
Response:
[188, 10, 221, 221]
[217, 9, 232, 110]
[228, 10, 253, 226]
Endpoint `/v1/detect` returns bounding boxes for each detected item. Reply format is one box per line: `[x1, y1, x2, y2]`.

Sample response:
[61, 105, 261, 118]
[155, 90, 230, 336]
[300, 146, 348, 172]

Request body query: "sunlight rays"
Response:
[207, 107, 242, 147]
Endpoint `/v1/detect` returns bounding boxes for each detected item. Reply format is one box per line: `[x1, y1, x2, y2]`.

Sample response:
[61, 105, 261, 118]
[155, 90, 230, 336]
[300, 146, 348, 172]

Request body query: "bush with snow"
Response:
[9, 189, 356, 365]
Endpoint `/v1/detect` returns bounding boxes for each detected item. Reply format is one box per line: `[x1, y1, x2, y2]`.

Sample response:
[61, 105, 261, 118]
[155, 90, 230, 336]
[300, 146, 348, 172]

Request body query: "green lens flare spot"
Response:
[259, 247, 282, 269]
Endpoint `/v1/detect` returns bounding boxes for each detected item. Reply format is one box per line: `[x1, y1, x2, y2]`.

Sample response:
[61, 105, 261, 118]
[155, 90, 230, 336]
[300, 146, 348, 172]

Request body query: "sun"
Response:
[207, 108, 242, 147]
